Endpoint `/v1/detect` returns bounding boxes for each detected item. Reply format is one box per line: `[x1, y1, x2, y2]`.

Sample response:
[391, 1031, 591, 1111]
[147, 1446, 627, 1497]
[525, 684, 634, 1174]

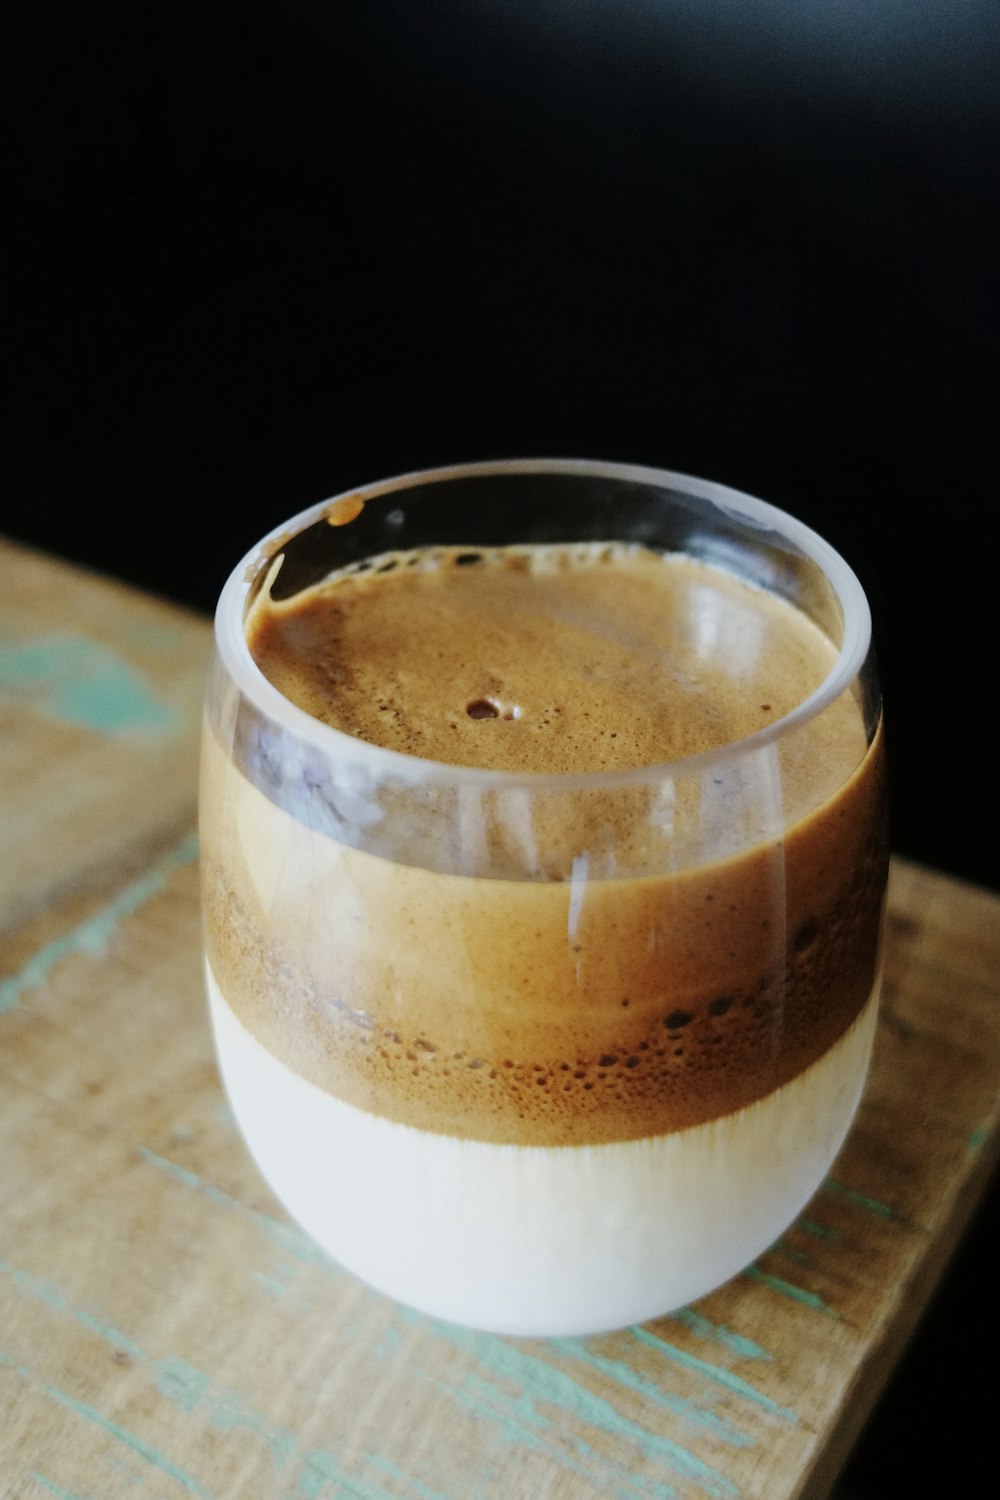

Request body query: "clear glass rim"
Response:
[214, 457, 874, 791]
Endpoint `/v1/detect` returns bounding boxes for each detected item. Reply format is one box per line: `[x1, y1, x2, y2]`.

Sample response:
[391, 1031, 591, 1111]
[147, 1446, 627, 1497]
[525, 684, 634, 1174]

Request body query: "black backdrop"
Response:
[3, 2, 995, 888]
[4, 5, 998, 1489]
[6, 3, 998, 891]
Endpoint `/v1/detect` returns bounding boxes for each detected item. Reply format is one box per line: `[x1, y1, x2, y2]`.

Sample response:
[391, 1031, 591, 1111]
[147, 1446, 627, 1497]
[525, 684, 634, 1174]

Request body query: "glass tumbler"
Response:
[199, 459, 887, 1336]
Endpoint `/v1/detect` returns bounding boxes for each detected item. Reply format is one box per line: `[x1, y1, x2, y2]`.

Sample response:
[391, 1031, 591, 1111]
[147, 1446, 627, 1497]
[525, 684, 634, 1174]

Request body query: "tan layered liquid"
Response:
[201, 540, 886, 1331]
[204, 545, 885, 1144]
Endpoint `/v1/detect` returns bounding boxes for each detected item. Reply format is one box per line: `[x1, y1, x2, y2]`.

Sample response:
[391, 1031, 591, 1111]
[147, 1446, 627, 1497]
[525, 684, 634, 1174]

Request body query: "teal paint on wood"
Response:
[295, 1444, 460, 1500]
[104, 1457, 147, 1489]
[153, 1357, 213, 1417]
[2, 1262, 418, 1497]
[366, 1455, 449, 1500]
[771, 1237, 810, 1266]
[628, 1329, 797, 1422]
[0, 832, 198, 1015]
[131, 1153, 753, 1496]
[414, 1360, 672, 1500]
[666, 1308, 771, 1363]
[1, 1261, 146, 1362]
[822, 1178, 900, 1221]
[137, 1147, 332, 1267]
[795, 1217, 842, 1243]
[0, 1353, 213, 1498]
[30, 1473, 93, 1500]
[404, 1313, 737, 1500]
[552, 1338, 756, 1448]
[0, 632, 179, 735]
[743, 1267, 837, 1317]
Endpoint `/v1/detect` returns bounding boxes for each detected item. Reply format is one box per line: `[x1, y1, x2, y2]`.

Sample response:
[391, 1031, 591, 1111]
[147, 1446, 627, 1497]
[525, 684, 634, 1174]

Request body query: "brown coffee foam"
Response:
[245, 544, 845, 774]
[202, 541, 887, 1146]
[202, 726, 885, 1146]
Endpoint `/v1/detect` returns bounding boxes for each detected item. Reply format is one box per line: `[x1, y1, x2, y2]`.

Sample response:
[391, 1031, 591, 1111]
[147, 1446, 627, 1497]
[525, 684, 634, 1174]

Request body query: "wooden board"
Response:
[0, 539, 209, 937]
[3, 537, 1000, 1500]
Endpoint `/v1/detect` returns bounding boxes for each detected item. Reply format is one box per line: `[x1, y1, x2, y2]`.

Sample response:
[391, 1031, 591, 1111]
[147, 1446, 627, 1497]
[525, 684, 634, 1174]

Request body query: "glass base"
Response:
[207, 961, 879, 1337]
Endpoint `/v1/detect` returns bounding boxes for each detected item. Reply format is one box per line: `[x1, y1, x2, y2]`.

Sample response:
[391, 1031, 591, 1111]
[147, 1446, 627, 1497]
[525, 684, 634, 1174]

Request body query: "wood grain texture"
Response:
[2, 540, 999, 1500]
[0, 538, 209, 937]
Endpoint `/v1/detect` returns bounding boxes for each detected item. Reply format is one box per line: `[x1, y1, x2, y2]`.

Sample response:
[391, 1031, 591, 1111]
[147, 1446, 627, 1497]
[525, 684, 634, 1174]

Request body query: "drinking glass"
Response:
[200, 459, 887, 1336]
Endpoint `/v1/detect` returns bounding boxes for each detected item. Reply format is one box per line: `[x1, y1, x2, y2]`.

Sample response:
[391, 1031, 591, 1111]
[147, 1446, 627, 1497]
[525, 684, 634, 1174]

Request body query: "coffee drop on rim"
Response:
[325, 493, 366, 526]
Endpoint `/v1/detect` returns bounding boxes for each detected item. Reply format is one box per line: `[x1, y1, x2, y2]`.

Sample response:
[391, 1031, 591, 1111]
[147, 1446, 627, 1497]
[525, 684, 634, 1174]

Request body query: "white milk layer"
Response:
[208, 962, 878, 1336]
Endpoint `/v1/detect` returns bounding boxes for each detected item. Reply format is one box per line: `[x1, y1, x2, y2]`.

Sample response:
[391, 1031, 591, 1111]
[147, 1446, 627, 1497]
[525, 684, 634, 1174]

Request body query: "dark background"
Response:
[4, 4, 998, 1492]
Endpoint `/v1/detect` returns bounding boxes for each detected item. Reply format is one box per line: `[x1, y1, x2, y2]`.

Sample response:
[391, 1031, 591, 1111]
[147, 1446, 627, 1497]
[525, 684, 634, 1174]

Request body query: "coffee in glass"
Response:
[200, 460, 887, 1336]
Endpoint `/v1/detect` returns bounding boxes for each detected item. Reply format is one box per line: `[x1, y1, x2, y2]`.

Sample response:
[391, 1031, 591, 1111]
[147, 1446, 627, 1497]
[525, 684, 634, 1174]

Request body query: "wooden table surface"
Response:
[3, 534, 999, 1500]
